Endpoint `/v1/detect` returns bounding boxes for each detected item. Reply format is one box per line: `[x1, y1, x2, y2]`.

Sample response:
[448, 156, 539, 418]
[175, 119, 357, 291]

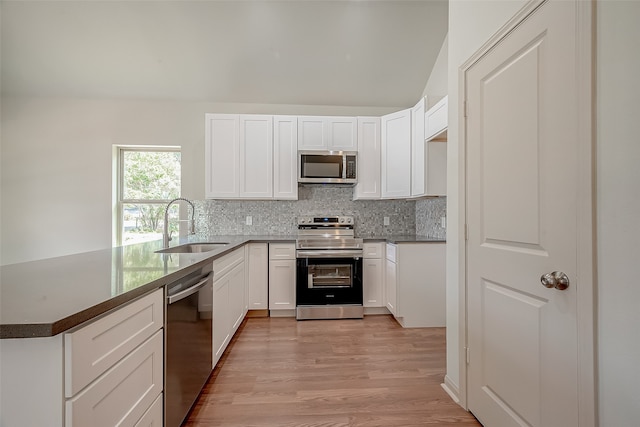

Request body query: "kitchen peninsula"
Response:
[0, 234, 444, 427]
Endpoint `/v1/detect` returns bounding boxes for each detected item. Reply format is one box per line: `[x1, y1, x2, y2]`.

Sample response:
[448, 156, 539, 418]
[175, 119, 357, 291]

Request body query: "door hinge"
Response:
[466, 347, 471, 365]
[464, 100, 468, 118]
[465, 224, 469, 241]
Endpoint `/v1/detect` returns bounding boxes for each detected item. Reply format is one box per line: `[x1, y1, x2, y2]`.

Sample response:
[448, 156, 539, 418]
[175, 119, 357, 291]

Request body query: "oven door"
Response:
[296, 256, 363, 306]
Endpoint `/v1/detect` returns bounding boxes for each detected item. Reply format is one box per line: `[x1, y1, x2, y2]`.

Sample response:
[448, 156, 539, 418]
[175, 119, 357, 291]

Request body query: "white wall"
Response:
[0, 97, 396, 265]
[422, 34, 449, 104]
[446, 0, 527, 400]
[596, 1, 640, 425]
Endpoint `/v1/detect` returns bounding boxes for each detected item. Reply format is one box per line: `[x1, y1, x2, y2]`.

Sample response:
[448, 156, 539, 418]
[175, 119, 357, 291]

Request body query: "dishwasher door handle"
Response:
[167, 273, 212, 305]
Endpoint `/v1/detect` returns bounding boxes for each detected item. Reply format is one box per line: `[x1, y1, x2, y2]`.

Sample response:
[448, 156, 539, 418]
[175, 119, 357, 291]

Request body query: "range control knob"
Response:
[339, 218, 345, 223]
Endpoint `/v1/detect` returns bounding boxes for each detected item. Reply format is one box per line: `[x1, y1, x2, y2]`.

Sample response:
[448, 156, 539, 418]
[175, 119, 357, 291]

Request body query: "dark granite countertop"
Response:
[0, 234, 440, 339]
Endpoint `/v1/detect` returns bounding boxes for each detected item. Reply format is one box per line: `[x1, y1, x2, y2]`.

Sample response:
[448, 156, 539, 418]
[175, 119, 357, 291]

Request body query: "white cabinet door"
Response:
[385, 257, 397, 315]
[273, 116, 298, 200]
[363, 258, 383, 307]
[297, 116, 357, 151]
[269, 260, 296, 310]
[240, 115, 273, 198]
[268, 242, 296, 312]
[381, 109, 411, 198]
[247, 243, 269, 310]
[411, 98, 427, 197]
[205, 114, 240, 198]
[297, 116, 327, 150]
[327, 117, 357, 150]
[353, 117, 381, 200]
[228, 262, 246, 333]
[212, 275, 230, 366]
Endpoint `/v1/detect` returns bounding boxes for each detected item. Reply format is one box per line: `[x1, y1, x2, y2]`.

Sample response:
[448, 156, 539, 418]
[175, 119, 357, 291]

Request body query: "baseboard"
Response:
[441, 375, 460, 404]
[363, 306, 391, 315]
[269, 309, 296, 318]
[246, 309, 269, 318]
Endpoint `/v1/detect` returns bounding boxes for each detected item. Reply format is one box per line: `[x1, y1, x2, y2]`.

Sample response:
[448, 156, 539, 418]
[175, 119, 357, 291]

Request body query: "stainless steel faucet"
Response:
[163, 197, 196, 248]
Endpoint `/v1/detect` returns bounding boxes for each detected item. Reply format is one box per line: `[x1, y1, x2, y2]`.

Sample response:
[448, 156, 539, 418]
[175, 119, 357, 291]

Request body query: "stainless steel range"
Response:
[295, 216, 364, 320]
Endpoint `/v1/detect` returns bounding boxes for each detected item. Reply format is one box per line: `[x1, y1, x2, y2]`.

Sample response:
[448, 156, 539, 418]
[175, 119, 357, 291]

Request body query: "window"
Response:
[115, 147, 181, 246]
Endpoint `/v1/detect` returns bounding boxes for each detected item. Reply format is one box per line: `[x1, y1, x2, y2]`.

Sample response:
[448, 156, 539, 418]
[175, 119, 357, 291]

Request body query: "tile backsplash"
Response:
[195, 186, 446, 239]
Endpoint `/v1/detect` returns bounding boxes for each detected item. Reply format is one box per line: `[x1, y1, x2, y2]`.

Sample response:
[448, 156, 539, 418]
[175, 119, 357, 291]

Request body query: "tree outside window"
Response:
[118, 148, 181, 245]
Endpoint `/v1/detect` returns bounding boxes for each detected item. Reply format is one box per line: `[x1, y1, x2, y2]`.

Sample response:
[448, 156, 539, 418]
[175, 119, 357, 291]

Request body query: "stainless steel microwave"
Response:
[298, 151, 357, 184]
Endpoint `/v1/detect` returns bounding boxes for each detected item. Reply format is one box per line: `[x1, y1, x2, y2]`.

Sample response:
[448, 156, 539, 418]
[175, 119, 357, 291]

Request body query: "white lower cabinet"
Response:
[385, 245, 398, 315]
[385, 242, 446, 327]
[212, 247, 246, 367]
[363, 242, 385, 307]
[268, 243, 296, 314]
[0, 289, 165, 427]
[247, 243, 269, 310]
[65, 331, 163, 427]
[134, 394, 163, 427]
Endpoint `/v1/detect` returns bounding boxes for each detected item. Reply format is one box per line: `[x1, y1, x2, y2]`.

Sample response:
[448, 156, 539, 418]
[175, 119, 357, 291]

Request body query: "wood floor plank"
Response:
[183, 315, 481, 426]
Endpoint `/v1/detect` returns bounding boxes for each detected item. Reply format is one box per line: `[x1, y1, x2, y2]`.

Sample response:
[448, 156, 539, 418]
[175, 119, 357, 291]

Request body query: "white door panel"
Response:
[466, 1, 580, 426]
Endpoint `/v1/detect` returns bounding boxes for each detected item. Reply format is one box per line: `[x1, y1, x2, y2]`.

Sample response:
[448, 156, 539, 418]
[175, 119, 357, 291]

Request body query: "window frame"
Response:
[114, 146, 182, 247]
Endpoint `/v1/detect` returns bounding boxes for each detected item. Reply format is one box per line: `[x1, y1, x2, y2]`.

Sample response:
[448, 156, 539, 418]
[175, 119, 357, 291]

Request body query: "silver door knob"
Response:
[540, 271, 570, 290]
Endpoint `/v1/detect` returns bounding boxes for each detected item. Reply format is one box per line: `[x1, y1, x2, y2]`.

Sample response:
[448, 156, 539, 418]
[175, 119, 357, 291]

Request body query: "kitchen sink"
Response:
[156, 242, 229, 254]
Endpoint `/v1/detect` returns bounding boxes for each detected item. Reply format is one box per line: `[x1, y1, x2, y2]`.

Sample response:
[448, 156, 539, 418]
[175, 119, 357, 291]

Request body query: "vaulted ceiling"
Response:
[1, 0, 448, 108]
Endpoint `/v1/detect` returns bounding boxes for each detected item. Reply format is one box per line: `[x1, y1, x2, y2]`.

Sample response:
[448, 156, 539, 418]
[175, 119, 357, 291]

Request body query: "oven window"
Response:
[307, 264, 353, 288]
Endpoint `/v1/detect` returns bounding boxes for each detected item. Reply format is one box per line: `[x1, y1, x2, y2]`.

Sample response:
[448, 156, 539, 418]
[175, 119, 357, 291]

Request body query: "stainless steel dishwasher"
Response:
[165, 264, 213, 427]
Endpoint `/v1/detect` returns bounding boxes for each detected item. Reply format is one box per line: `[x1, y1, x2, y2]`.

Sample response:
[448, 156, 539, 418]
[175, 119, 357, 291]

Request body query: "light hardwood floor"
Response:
[184, 315, 481, 427]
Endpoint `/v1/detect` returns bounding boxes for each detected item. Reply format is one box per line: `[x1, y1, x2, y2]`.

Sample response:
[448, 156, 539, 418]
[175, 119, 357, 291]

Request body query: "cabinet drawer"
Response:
[386, 243, 397, 262]
[269, 243, 296, 260]
[363, 242, 383, 259]
[213, 247, 245, 279]
[134, 393, 163, 427]
[66, 330, 163, 427]
[64, 288, 163, 397]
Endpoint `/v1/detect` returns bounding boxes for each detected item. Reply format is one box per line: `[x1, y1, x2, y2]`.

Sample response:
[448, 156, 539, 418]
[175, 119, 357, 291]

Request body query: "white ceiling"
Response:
[1, 0, 448, 108]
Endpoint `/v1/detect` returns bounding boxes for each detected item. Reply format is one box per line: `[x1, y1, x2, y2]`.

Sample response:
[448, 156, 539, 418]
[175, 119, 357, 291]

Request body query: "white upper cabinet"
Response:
[206, 114, 298, 200]
[327, 117, 357, 150]
[381, 108, 412, 199]
[205, 114, 240, 198]
[353, 117, 381, 200]
[297, 116, 326, 150]
[240, 115, 273, 199]
[411, 98, 426, 197]
[273, 116, 299, 200]
[297, 116, 357, 151]
[425, 95, 448, 141]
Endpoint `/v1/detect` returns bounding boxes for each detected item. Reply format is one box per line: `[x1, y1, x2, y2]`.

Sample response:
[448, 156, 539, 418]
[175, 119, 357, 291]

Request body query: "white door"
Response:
[466, 1, 582, 426]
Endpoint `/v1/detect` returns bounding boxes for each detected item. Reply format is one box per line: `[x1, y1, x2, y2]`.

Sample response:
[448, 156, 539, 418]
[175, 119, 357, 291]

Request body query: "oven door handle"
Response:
[296, 250, 363, 259]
